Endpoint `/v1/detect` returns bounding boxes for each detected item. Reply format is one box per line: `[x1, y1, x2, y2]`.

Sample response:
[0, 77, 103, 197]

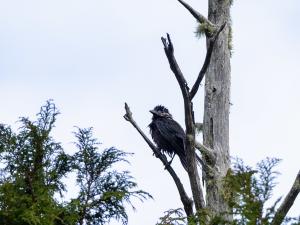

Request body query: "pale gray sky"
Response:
[0, 0, 299, 224]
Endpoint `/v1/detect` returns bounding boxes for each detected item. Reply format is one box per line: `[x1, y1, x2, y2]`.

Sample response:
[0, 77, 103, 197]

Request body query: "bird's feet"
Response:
[164, 157, 174, 170]
[164, 154, 175, 170]
[153, 148, 162, 158]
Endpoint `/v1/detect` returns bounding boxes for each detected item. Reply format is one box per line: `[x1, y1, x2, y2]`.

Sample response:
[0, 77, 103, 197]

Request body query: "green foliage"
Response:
[224, 158, 280, 224]
[156, 207, 229, 225]
[71, 127, 152, 225]
[0, 101, 151, 225]
[156, 208, 186, 225]
[223, 157, 298, 225]
[157, 158, 299, 225]
[0, 100, 71, 225]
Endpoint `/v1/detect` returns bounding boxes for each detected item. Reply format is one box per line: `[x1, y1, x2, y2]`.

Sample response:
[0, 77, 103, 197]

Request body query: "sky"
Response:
[0, 0, 299, 224]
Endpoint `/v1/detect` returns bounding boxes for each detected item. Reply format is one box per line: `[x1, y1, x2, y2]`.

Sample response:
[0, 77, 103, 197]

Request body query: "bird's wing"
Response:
[155, 118, 186, 154]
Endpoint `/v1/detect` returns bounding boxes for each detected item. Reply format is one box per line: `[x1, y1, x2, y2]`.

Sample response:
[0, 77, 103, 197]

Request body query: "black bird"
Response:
[149, 105, 188, 170]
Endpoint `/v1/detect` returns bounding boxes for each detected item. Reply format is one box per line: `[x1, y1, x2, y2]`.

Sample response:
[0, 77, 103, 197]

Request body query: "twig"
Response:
[270, 170, 300, 225]
[124, 103, 159, 155]
[161, 33, 189, 98]
[123, 103, 194, 217]
[189, 23, 226, 100]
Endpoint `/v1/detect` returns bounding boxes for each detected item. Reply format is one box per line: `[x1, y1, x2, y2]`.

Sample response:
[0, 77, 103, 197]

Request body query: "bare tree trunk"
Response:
[203, 0, 232, 219]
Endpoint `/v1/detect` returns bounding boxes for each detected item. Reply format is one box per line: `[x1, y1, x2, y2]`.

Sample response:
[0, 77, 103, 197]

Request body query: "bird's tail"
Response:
[179, 156, 188, 172]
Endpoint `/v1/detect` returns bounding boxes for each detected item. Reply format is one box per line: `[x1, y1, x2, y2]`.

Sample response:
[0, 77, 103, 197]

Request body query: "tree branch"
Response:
[161, 33, 189, 99]
[271, 170, 300, 225]
[162, 34, 205, 211]
[195, 141, 216, 166]
[176, 0, 214, 27]
[123, 103, 194, 217]
[189, 23, 226, 100]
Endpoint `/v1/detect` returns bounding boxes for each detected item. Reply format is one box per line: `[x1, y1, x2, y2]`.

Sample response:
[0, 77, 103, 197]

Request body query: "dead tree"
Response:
[124, 0, 300, 223]
[125, 11, 225, 222]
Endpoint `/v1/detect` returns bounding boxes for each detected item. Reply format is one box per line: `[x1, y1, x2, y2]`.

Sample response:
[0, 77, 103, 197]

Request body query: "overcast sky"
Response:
[0, 0, 299, 224]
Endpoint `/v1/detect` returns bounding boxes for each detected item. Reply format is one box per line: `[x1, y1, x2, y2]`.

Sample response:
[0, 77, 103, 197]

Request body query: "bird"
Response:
[149, 105, 204, 172]
[148, 105, 189, 171]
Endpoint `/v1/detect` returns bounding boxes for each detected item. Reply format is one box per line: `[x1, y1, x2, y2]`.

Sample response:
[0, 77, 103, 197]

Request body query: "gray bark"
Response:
[203, 0, 232, 219]
[270, 170, 300, 225]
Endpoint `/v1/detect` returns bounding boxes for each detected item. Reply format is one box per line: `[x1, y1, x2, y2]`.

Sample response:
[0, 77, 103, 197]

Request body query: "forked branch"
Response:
[161, 34, 189, 99]
[123, 103, 194, 216]
[271, 170, 300, 225]
[161, 24, 226, 101]
[162, 33, 205, 211]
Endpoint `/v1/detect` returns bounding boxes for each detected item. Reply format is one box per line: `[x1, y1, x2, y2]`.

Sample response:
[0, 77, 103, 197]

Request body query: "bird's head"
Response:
[150, 105, 172, 119]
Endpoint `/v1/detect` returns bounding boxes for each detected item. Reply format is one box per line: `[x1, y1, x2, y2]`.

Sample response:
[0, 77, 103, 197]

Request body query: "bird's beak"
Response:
[150, 110, 158, 115]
